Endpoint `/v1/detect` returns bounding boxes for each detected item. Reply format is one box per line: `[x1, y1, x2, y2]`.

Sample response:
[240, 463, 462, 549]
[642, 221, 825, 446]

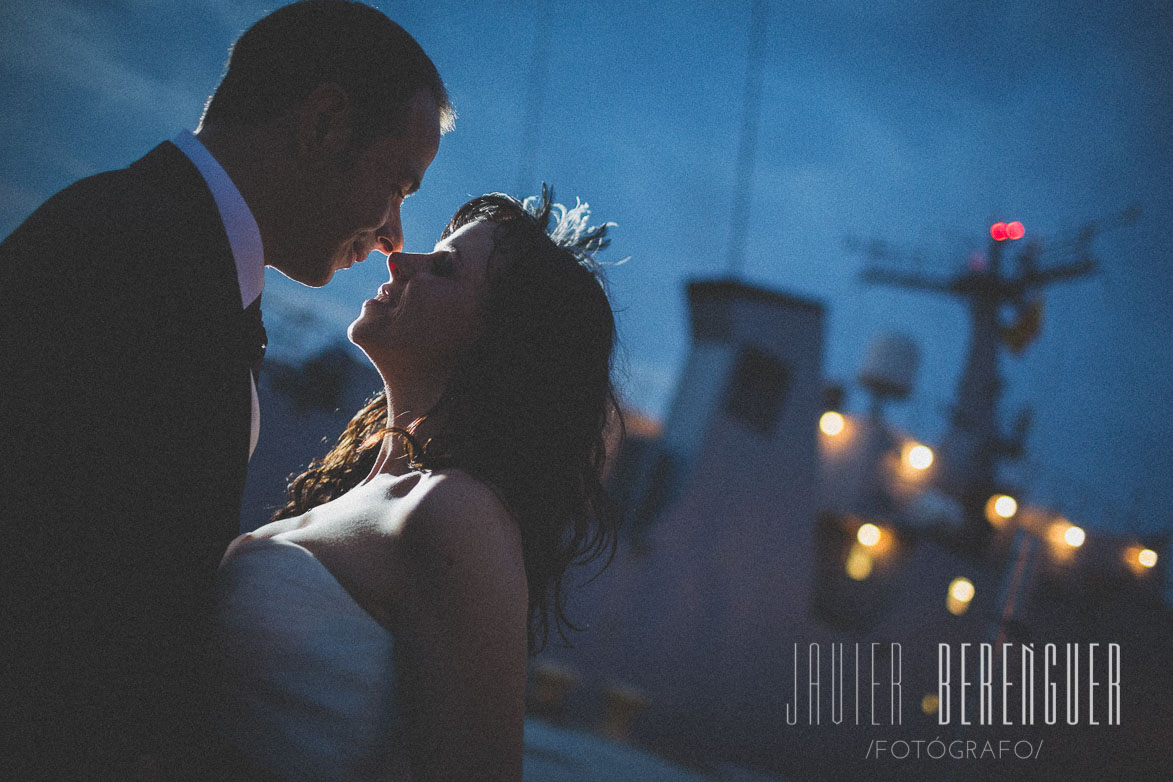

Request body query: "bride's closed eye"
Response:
[431, 251, 456, 277]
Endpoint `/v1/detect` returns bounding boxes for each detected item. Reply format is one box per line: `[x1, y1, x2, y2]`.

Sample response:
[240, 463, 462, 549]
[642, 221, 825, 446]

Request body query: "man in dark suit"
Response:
[0, 1, 453, 777]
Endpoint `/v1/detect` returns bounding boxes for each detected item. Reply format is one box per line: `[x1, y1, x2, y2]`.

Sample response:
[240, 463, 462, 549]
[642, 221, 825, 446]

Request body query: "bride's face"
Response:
[349, 219, 496, 382]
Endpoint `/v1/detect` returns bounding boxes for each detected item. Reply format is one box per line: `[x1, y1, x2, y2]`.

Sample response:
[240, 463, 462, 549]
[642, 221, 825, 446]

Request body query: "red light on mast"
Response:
[990, 222, 1009, 241]
[1006, 221, 1025, 240]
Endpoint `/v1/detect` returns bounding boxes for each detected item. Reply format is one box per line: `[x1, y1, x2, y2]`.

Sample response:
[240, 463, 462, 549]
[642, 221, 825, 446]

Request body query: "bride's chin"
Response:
[348, 303, 385, 341]
[347, 317, 382, 355]
[348, 321, 399, 371]
[346, 318, 364, 346]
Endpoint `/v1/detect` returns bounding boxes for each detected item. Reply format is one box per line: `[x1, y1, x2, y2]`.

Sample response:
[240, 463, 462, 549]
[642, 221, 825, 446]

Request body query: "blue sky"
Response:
[1, 0, 1170, 536]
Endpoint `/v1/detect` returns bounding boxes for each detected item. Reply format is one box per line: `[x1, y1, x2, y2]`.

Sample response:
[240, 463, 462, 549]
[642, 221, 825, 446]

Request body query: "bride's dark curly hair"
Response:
[273, 187, 623, 653]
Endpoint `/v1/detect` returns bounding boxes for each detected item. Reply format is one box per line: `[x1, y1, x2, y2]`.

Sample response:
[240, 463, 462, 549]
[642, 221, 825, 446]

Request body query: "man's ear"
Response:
[296, 83, 353, 162]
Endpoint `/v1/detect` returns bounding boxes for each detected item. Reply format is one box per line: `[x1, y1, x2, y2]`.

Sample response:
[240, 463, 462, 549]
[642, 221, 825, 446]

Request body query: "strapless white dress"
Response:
[217, 536, 405, 781]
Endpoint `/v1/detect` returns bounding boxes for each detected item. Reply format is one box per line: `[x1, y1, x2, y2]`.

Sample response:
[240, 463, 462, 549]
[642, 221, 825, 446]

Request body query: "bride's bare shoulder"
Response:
[394, 469, 526, 607]
[396, 470, 515, 543]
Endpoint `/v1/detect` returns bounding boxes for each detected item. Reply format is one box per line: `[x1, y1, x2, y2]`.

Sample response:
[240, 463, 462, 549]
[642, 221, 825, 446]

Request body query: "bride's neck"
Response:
[365, 382, 445, 479]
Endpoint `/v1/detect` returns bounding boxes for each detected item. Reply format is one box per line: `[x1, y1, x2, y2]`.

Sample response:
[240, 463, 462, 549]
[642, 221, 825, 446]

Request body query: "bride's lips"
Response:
[373, 282, 399, 306]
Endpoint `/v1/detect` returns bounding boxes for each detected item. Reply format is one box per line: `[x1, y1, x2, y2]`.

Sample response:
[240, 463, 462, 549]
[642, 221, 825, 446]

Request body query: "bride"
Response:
[216, 189, 621, 781]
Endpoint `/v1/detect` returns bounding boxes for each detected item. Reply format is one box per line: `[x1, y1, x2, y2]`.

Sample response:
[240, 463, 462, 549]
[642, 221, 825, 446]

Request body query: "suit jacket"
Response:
[0, 142, 255, 778]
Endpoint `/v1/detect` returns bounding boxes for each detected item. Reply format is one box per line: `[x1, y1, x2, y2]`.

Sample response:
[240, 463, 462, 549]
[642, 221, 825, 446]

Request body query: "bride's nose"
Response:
[388, 252, 422, 281]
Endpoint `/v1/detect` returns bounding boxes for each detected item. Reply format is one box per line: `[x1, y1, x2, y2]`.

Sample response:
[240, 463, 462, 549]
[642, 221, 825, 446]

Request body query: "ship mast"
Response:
[853, 206, 1139, 535]
[725, 0, 770, 278]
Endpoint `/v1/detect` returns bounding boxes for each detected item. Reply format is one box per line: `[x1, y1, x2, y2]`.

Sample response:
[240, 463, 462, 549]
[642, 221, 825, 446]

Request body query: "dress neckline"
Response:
[227, 535, 387, 630]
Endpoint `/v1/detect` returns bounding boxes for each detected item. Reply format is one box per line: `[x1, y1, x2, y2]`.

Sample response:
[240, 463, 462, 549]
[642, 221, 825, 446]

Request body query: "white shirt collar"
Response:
[171, 130, 265, 308]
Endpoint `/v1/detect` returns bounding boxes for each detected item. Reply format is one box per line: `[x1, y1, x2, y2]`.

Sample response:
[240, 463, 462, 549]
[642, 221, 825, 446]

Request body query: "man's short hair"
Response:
[201, 0, 454, 146]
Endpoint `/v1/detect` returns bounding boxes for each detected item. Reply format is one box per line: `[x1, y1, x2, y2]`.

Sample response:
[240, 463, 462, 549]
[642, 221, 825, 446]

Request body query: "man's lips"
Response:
[350, 240, 381, 267]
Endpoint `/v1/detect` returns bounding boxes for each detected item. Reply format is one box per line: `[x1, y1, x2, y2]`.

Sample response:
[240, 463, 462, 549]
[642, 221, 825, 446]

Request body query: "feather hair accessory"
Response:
[523, 183, 628, 269]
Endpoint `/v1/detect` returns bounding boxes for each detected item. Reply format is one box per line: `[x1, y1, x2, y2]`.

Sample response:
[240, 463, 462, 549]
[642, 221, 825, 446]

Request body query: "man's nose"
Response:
[375, 205, 404, 255]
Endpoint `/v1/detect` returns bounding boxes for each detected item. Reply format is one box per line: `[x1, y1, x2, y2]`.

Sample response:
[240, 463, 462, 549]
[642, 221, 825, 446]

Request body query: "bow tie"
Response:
[242, 294, 267, 379]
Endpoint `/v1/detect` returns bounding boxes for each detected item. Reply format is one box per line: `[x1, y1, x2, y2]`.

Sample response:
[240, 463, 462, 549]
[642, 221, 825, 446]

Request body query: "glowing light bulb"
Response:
[1006, 221, 1025, 240]
[1064, 525, 1086, 548]
[949, 578, 975, 603]
[820, 411, 845, 436]
[990, 222, 1009, 241]
[1138, 549, 1158, 568]
[985, 494, 1017, 527]
[857, 523, 881, 547]
[907, 444, 934, 470]
[946, 577, 975, 616]
[993, 495, 1017, 518]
